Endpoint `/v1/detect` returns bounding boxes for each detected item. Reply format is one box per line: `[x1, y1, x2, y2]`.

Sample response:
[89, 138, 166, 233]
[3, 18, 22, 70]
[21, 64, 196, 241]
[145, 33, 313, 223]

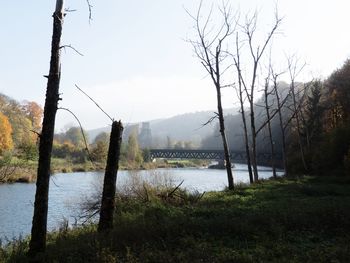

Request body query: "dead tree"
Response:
[287, 56, 308, 172]
[259, 68, 277, 178]
[235, 11, 281, 182]
[29, 0, 65, 256]
[233, 33, 253, 183]
[188, 1, 235, 189]
[271, 72, 289, 176]
[98, 121, 123, 231]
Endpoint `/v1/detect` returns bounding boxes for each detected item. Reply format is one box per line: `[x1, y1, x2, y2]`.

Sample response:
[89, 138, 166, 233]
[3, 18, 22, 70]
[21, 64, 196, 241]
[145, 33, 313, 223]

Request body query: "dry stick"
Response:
[58, 107, 95, 168]
[60, 45, 84, 56]
[75, 84, 113, 122]
[86, 0, 93, 23]
[167, 180, 184, 197]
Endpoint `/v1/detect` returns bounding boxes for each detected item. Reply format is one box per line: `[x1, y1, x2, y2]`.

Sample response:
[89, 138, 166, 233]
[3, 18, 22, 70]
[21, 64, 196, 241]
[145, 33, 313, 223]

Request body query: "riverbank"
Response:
[2, 175, 350, 262]
[0, 158, 209, 184]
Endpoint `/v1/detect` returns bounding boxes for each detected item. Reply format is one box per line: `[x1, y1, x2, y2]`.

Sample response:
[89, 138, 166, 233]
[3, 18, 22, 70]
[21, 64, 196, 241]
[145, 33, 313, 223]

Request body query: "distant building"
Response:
[122, 124, 139, 142]
[138, 122, 152, 148]
[121, 122, 152, 149]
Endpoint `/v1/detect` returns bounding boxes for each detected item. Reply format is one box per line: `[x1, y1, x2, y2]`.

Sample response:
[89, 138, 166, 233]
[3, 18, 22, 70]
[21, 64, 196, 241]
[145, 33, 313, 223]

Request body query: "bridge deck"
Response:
[149, 149, 280, 162]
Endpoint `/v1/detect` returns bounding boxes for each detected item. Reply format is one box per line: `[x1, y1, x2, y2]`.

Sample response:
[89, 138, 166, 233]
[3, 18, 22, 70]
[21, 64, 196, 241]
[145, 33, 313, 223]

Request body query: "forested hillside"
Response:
[202, 59, 350, 176]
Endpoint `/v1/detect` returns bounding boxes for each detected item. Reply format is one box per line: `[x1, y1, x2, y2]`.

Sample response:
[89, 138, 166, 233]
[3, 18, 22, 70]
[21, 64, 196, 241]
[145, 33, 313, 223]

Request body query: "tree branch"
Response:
[75, 84, 114, 122]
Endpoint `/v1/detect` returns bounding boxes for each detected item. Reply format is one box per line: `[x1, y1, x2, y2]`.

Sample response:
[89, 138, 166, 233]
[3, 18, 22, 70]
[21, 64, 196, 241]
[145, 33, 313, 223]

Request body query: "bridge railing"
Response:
[148, 149, 282, 165]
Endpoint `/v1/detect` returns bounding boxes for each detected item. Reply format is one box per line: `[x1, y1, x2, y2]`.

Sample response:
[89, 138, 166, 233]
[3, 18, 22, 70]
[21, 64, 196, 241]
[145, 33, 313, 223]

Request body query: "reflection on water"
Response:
[0, 164, 283, 241]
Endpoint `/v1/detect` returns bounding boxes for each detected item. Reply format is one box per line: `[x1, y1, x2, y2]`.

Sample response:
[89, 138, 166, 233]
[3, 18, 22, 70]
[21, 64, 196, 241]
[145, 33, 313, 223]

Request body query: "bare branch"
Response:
[167, 180, 184, 198]
[64, 8, 77, 13]
[30, 130, 41, 138]
[60, 45, 84, 56]
[75, 84, 114, 122]
[86, 0, 93, 23]
[58, 107, 95, 167]
[201, 114, 219, 127]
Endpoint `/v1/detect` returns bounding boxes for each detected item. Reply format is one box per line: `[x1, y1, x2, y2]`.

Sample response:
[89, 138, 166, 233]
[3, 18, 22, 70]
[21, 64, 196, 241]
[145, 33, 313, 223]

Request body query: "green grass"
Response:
[1, 176, 350, 262]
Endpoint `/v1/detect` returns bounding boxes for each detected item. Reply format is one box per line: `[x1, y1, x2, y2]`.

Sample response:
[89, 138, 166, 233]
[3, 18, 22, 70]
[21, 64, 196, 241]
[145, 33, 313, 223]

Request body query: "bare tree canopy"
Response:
[187, 0, 236, 189]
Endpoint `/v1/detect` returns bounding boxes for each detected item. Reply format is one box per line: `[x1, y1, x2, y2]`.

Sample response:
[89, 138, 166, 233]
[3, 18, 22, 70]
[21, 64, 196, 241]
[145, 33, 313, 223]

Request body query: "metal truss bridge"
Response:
[149, 149, 280, 164]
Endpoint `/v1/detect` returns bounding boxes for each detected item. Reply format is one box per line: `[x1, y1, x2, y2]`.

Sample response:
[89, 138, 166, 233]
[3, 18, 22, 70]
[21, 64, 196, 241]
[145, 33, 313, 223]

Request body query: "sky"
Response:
[1, 0, 350, 131]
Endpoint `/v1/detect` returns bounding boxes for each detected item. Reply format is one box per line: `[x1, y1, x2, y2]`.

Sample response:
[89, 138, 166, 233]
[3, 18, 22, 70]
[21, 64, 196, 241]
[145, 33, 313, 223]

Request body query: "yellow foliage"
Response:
[0, 112, 13, 154]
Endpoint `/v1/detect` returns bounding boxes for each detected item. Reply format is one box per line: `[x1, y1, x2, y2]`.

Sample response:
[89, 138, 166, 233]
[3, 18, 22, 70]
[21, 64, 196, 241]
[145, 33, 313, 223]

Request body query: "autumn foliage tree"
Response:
[23, 101, 44, 132]
[0, 112, 13, 155]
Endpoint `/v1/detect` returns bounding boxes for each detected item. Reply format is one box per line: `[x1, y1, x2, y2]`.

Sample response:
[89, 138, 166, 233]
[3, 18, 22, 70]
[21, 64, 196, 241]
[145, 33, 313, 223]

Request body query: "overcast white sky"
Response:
[1, 0, 350, 131]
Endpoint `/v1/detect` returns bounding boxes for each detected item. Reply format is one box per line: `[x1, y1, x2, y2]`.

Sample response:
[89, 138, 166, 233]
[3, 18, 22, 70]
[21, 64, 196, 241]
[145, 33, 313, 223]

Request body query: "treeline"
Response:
[290, 59, 350, 176]
[0, 93, 149, 174]
[52, 127, 147, 168]
[202, 59, 350, 176]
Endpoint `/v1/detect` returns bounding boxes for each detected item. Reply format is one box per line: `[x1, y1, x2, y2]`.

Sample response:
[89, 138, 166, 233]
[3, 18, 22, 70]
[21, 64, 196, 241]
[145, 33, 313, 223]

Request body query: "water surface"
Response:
[0, 165, 282, 241]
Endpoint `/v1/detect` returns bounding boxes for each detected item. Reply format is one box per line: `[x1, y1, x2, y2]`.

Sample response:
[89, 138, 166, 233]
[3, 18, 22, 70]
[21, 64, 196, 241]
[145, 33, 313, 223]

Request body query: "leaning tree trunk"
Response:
[216, 83, 234, 190]
[98, 121, 123, 232]
[28, 0, 64, 257]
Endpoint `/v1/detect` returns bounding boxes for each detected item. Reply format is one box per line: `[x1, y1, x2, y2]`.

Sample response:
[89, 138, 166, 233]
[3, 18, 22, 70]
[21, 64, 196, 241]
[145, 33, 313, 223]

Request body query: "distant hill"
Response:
[87, 108, 239, 146]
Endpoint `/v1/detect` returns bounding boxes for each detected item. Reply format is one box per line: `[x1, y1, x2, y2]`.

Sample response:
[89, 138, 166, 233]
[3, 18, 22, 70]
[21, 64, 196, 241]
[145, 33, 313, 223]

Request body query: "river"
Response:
[0, 165, 282, 241]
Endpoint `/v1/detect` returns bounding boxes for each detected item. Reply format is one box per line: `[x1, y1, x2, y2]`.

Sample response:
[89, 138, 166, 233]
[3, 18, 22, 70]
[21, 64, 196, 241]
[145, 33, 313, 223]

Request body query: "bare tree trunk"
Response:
[264, 79, 277, 179]
[189, 2, 234, 190]
[241, 107, 254, 183]
[216, 83, 234, 190]
[250, 103, 259, 182]
[98, 121, 123, 231]
[290, 81, 308, 171]
[248, 62, 259, 182]
[273, 77, 288, 176]
[28, 1, 64, 256]
[239, 14, 281, 182]
[234, 35, 253, 184]
[287, 56, 308, 172]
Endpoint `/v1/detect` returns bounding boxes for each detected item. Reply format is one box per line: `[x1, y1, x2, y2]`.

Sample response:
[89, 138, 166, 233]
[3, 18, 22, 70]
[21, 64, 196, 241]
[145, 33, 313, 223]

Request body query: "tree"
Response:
[263, 72, 277, 178]
[0, 95, 35, 147]
[98, 121, 123, 231]
[326, 59, 350, 128]
[0, 112, 13, 155]
[91, 132, 109, 162]
[64, 126, 88, 148]
[91, 141, 108, 162]
[233, 33, 253, 183]
[234, 11, 282, 182]
[188, 1, 234, 189]
[127, 132, 142, 163]
[23, 101, 44, 132]
[94, 131, 109, 145]
[287, 56, 308, 172]
[29, 0, 65, 256]
[303, 80, 324, 148]
[271, 73, 289, 176]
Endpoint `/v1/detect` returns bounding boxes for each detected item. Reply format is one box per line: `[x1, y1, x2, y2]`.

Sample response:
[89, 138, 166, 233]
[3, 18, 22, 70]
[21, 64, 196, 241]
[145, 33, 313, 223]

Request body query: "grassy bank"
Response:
[0, 158, 208, 184]
[0, 158, 104, 184]
[1, 176, 350, 262]
[0, 158, 37, 183]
